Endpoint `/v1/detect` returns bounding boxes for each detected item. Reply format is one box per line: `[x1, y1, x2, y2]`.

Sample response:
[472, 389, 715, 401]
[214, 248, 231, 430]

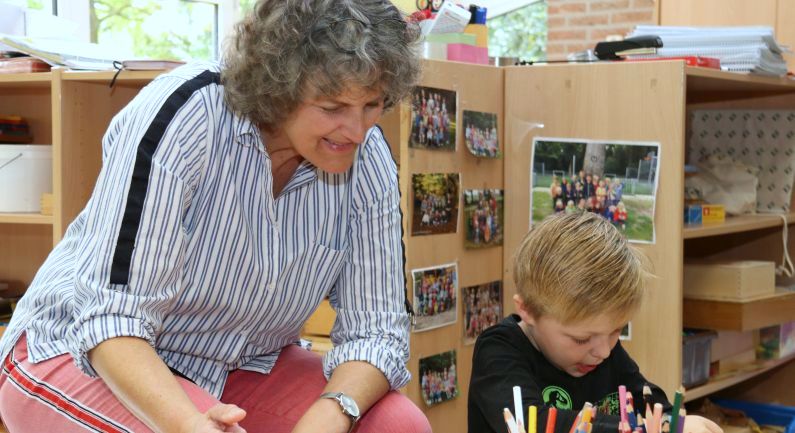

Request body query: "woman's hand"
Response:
[187, 404, 247, 433]
[683, 415, 723, 433]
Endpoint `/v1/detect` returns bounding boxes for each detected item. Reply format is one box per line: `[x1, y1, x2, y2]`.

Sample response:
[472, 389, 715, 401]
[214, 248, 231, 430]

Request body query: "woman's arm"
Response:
[290, 360, 389, 433]
[89, 337, 246, 433]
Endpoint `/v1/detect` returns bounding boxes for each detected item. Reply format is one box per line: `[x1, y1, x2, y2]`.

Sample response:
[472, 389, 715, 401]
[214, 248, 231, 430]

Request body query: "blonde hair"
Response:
[513, 212, 647, 325]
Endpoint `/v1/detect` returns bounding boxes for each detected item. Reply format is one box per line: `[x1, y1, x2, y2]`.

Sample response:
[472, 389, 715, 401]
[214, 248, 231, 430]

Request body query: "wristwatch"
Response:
[319, 391, 361, 433]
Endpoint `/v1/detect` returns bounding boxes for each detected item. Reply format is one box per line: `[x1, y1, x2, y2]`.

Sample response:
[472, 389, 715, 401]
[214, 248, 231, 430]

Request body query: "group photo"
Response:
[463, 110, 500, 158]
[412, 173, 460, 236]
[419, 350, 459, 407]
[410, 86, 457, 151]
[462, 281, 503, 345]
[463, 189, 504, 249]
[412, 263, 458, 332]
[531, 138, 660, 243]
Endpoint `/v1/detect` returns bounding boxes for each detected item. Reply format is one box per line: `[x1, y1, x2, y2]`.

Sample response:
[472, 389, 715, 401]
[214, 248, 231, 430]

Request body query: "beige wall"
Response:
[546, 0, 656, 58]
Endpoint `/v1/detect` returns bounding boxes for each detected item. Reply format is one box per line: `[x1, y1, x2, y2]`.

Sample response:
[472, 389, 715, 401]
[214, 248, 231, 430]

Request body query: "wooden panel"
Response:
[660, 0, 777, 27]
[0, 224, 51, 293]
[504, 61, 687, 397]
[400, 59, 504, 433]
[777, 0, 795, 72]
[58, 80, 148, 237]
[0, 86, 52, 145]
[712, 355, 795, 405]
[685, 354, 795, 402]
[683, 291, 795, 331]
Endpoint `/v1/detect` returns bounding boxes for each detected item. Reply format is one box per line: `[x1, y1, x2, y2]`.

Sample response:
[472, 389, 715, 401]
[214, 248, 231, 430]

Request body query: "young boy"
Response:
[468, 212, 722, 433]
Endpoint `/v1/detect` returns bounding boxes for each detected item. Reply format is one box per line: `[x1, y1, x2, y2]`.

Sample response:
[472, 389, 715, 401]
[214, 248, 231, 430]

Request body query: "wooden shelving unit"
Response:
[683, 291, 795, 331]
[0, 68, 164, 295]
[0, 213, 53, 225]
[505, 60, 795, 403]
[684, 213, 795, 239]
[684, 354, 795, 402]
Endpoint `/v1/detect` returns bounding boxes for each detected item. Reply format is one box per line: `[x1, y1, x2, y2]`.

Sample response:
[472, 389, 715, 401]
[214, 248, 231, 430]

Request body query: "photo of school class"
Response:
[531, 139, 660, 243]
[419, 350, 459, 407]
[410, 86, 457, 151]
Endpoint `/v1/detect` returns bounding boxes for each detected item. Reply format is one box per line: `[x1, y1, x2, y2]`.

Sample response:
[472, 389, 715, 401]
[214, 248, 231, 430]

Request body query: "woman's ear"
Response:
[512, 294, 536, 326]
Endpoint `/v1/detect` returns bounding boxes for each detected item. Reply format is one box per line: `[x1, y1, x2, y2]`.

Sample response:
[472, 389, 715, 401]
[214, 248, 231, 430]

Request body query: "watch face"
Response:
[339, 394, 360, 418]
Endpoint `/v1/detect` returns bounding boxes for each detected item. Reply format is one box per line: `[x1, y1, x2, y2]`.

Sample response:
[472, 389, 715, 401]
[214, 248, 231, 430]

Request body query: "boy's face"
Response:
[514, 295, 625, 377]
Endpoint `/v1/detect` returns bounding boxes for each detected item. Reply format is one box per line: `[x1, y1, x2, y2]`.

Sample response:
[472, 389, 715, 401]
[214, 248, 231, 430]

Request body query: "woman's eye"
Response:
[320, 106, 342, 113]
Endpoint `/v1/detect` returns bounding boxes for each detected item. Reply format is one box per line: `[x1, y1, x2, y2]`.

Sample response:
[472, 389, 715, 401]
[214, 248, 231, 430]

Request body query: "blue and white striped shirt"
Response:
[0, 62, 411, 397]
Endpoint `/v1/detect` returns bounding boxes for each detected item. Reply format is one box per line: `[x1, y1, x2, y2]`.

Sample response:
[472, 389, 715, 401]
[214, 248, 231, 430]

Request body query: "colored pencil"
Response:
[676, 408, 686, 433]
[652, 403, 663, 433]
[545, 407, 558, 433]
[626, 391, 638, 431]
[619, 385, 629, 433]
[529, 405, 538, 433]
[505, 408, 521, 433]
[642, 385, 652, 414]
[514, 386, 525, 433]
[669, 388, 683, 433]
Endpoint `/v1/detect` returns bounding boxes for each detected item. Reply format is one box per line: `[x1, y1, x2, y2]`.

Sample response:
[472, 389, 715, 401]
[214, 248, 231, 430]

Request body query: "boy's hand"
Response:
[683, 415, 723, 433]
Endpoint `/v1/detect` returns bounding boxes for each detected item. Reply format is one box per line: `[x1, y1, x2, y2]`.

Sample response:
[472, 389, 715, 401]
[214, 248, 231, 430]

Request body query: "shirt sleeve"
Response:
[68, 75, 212, 376]
[322, 127, 411, 390]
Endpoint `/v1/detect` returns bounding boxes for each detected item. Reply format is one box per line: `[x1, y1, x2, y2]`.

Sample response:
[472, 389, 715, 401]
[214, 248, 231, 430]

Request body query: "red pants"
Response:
[0, 336, 430, 432]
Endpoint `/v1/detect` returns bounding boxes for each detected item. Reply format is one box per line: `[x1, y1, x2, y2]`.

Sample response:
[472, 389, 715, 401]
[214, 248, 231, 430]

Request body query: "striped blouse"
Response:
[0, 62, 411, 398]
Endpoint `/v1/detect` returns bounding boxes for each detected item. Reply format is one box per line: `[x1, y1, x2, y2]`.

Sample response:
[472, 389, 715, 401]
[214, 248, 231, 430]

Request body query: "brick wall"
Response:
[547, 0, 656, 58]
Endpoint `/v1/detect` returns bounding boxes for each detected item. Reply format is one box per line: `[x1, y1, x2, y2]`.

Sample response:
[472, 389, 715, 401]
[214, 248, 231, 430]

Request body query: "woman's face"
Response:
[279, 86, 386, 173]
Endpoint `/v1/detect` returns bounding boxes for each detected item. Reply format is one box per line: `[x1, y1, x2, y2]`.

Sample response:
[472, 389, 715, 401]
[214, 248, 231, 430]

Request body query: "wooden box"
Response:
[683, 261, 776, 301]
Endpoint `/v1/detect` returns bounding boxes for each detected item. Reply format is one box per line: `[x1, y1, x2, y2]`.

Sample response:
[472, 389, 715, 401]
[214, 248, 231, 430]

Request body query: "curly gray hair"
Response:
[222, 0, 422, 131]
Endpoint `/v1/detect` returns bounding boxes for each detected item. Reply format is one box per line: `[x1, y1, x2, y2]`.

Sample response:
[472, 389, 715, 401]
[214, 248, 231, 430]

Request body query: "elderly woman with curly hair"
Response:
[0, 1, 430, 433]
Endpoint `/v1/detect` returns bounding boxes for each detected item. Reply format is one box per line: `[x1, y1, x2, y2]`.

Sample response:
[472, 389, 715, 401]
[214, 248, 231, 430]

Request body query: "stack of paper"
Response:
[0, 34, 131, 70]
[627, 25, 790, 76]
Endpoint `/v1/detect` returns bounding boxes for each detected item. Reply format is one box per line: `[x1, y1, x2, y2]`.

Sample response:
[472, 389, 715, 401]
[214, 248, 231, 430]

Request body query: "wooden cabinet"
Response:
[504, 61, 795, 402]
[659, 0, 795, 71]
[0, 69, 161, 294]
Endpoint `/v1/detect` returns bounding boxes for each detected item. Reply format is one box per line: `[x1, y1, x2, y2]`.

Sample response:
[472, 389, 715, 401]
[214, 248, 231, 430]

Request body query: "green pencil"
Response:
[669, 387, 683, 433]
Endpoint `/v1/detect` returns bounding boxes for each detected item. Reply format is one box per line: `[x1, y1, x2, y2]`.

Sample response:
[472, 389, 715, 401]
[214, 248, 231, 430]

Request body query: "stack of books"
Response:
[626, 25, 789, 76]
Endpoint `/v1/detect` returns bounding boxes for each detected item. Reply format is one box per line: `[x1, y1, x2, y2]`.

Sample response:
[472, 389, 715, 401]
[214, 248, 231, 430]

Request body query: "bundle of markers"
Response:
[618, 385, 686, 433]
[502, 385, 686, 433]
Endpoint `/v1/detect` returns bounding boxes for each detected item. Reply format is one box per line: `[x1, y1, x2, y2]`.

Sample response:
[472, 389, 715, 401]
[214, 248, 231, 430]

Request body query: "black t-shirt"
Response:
[468, 315, 671, 433]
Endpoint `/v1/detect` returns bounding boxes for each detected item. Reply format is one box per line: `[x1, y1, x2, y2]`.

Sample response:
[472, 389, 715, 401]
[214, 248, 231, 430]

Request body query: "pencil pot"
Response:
[682, 329, 717, 388]
[0, 144, 52, 212]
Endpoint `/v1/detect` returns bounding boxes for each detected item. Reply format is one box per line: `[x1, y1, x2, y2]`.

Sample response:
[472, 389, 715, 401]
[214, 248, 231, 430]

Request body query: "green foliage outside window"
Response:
[89, 0, 214, 61]
[487, 1, 546, 61]
[27, 0, 44, 9]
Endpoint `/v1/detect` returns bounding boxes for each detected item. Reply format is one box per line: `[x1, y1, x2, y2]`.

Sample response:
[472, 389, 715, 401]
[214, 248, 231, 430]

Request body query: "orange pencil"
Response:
[545, 407, 558, 433]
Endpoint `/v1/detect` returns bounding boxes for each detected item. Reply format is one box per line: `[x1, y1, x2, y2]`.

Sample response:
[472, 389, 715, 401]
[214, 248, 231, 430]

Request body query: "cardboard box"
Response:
[755, 321, 795, 360]
[683, 261, 776, 301]
[701, 204, 726, 224]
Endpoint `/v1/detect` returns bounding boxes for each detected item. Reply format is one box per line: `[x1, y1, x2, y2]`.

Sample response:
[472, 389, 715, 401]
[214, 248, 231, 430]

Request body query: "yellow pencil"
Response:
[528, 405, 538, 433]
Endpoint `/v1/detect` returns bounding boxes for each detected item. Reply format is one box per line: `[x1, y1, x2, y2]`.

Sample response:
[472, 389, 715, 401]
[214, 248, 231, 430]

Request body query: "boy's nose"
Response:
[591, 339, 611, 360]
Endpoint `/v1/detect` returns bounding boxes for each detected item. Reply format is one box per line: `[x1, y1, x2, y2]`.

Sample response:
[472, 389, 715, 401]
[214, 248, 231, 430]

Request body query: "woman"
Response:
[0, 1, 429, 432]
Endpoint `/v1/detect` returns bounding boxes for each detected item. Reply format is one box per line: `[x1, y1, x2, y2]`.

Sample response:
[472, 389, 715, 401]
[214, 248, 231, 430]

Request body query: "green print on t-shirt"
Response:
[596, 391, 620, 415]
[542, 386, 572, 410]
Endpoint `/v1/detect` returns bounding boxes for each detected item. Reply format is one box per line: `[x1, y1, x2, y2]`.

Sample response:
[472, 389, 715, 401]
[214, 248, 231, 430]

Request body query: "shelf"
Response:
[683, 290, 795, 331]
[62, 69, 164, 85]
[0, 213, 53, 225]
[0, 72, 52, 88]
[684, 353, 795, 402]
[683, 213, 795, 239]
[686, 67, 795, 93]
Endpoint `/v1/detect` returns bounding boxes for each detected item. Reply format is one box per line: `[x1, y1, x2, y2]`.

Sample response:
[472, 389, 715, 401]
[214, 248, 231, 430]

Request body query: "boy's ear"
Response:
[513, 294, 536, 326]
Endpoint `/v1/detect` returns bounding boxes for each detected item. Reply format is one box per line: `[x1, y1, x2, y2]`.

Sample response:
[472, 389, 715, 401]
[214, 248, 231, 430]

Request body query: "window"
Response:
[487, 1, 547, 61]
[89, 0, 218, 61]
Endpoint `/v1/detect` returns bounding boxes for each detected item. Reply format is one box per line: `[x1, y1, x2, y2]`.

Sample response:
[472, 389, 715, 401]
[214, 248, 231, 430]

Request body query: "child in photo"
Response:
[468, 212, 722, 433]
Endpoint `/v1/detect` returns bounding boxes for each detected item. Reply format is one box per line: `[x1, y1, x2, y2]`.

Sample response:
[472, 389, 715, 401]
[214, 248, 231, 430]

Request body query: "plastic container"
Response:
[0, 144, 52, 212]
[682, 329, 717, 388]
[714, 399, 795, 433]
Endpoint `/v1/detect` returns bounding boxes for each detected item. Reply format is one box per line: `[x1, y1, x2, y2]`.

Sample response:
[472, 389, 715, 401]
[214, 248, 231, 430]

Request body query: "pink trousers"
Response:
[0, 336, 430, 433]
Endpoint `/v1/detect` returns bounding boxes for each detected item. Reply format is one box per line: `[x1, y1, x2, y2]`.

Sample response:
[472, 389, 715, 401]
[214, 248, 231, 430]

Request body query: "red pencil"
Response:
[546, 407, 558, 433]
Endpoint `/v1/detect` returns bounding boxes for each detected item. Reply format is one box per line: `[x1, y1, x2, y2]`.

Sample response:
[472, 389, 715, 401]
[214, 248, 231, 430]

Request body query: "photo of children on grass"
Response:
[463, 110, 499, 158]
[412, 263, 458, 332]
[463, 189, 504, 248]
[419, 350, 459, 407]
[412, 173, 460, 236]
[410, 86, 457, 151]
[462, 281, 502, 345]
[531, 138, 660, 243]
